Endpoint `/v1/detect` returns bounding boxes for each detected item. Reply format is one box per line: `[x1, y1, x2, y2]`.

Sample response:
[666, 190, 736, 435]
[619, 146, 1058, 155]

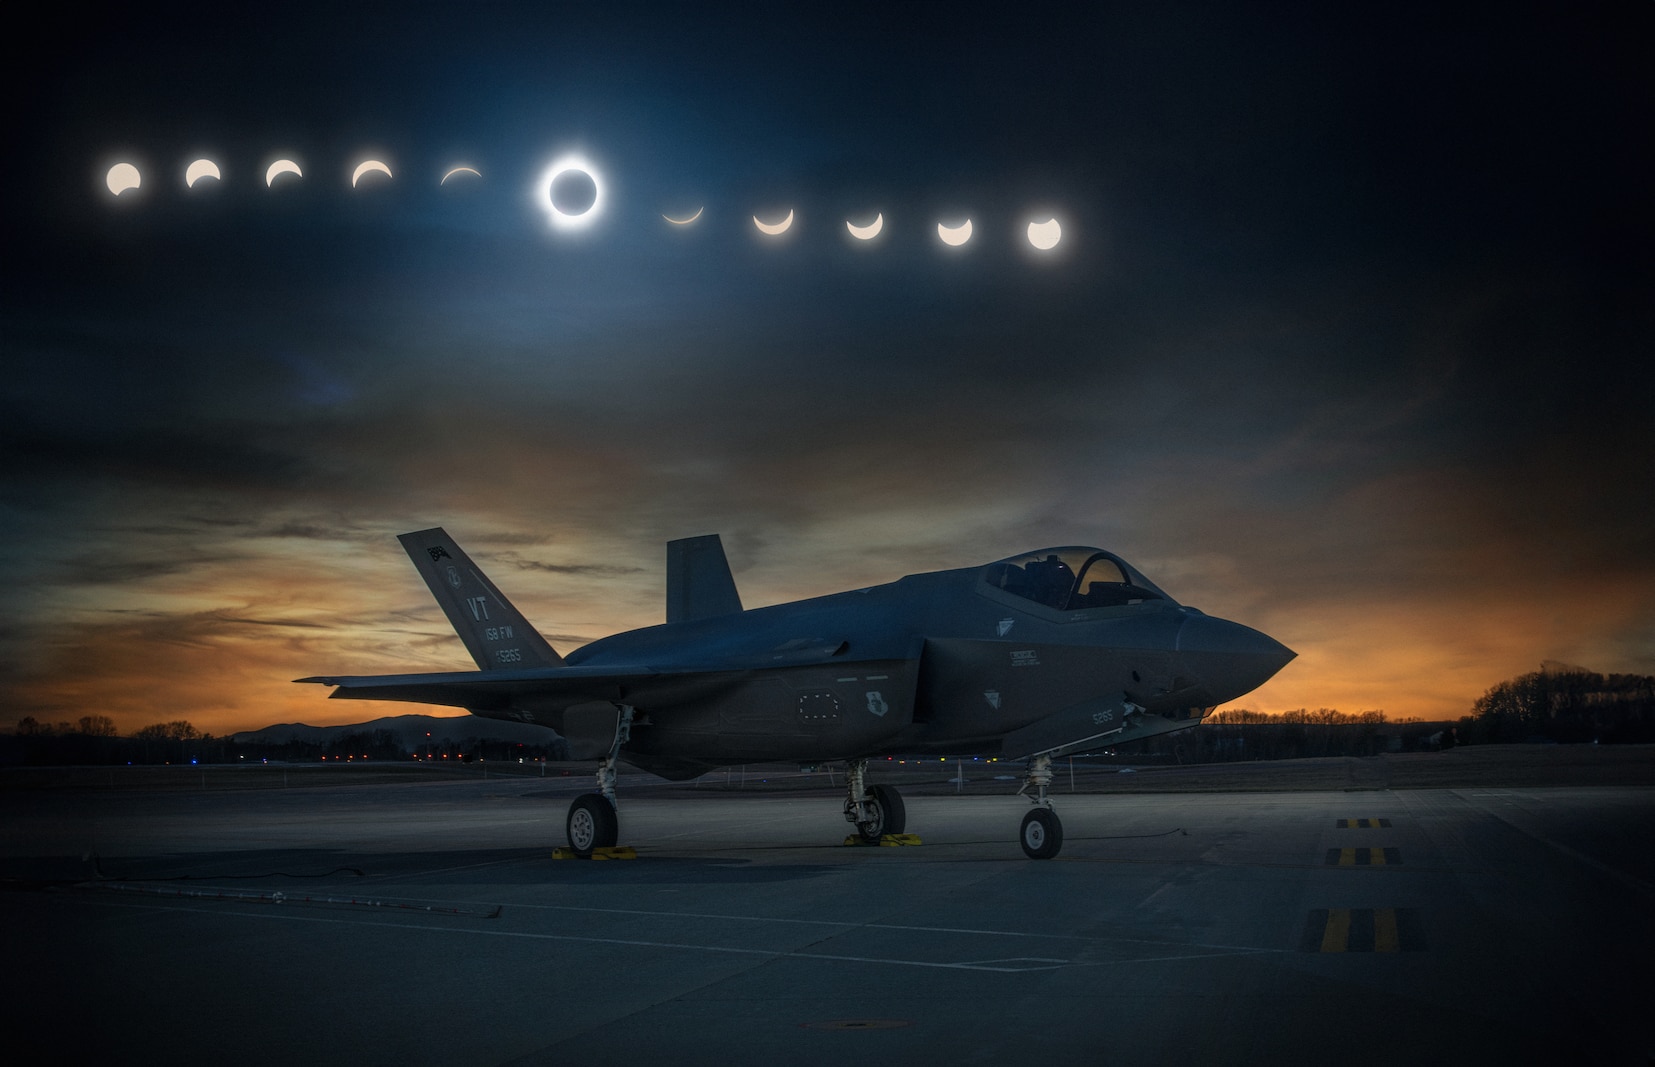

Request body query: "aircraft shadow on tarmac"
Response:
[11, 847, 842, 889]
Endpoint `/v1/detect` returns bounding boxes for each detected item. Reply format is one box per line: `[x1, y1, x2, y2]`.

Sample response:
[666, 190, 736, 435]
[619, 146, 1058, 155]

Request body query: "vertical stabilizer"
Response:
[666, 534, 744, 624]
[397, 528, 564, 670]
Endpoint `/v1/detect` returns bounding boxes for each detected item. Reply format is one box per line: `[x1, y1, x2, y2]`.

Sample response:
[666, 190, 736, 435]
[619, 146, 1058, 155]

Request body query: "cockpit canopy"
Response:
[982, 547, 1171, 612]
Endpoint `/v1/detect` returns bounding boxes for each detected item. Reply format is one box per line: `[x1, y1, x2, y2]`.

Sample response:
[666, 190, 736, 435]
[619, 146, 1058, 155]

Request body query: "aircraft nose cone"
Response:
[1174, 612, 1296, 703]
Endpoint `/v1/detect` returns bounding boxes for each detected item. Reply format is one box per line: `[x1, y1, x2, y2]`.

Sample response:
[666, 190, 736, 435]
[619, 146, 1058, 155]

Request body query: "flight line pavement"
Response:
[2, 758, 1652, 1066]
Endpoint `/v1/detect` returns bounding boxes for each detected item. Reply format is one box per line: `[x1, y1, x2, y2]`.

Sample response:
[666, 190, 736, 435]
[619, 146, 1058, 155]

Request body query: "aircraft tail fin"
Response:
[397, 528, 564, 671]
[666, 534, 743, 624]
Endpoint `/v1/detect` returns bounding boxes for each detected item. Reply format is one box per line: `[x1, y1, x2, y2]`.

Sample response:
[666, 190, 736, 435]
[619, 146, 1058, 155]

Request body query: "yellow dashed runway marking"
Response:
[1301, 908, 1424, 952]
[1335, 818, 1391, 828]
[1326, 847, 1401, 865]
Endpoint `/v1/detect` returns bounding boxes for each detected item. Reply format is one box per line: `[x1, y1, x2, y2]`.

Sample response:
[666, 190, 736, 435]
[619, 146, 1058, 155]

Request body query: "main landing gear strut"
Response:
[565, 705, 634, 857]
[1015, 753, 1063, 859]
[844, 758, 906, 842]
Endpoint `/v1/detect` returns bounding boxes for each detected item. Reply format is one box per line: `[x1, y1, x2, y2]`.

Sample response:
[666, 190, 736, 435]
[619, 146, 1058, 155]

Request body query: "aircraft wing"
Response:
[295, 663, 747, 714]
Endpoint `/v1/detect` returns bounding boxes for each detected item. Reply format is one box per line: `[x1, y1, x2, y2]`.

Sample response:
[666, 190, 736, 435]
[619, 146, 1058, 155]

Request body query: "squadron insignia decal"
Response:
[865, 691, 889, 717]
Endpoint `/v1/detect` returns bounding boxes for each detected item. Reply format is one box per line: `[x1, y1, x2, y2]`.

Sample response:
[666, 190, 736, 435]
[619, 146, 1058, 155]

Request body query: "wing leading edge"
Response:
[296, 663, 749, 715]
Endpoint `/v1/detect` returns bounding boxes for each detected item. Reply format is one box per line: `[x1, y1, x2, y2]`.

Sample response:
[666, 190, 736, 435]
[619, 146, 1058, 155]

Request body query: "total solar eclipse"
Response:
[539, 156, 602, 229]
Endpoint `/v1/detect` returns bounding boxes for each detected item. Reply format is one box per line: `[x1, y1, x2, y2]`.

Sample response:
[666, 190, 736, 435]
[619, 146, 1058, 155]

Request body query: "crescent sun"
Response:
[846, 213, 883, 240]
[352, 160, 392, 187]
[937, 219, 973, 246]
[663, 207, 704, 225]
[105, 162, 141, 196]
[1027, 218, 1063, 250]
[265, 159, 302, 187]
[754, 209, 795, 235]
[185, 159, 221, 188]
[441, 166, 482, 184]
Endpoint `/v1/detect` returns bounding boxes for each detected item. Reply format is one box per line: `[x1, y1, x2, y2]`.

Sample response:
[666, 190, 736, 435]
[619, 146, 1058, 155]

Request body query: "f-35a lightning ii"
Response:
[300, 529, 1293, 859]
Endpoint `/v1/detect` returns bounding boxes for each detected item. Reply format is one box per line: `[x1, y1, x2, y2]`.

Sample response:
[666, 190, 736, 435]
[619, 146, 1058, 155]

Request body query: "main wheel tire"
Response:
[567, 793, 619, 856]
[1020, 807, 1062, 859]
[857, 784, 906, 841]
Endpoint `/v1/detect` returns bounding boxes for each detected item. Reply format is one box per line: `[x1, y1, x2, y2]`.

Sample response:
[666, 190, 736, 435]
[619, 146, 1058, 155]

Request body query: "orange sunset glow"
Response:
[5, 5, 1650, 746]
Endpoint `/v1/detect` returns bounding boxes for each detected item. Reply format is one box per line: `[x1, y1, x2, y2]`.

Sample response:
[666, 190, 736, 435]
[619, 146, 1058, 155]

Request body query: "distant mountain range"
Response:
[232, 713, 559, 748]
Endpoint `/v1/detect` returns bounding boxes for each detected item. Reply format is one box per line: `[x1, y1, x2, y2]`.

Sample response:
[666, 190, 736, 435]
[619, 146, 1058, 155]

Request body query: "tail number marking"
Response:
[494, 648, 523, 664]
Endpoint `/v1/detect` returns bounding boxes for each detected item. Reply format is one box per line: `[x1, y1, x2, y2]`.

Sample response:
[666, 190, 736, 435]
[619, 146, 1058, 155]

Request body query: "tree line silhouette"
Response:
[1463, 662, 1655, 744]
[2, 718, 561, 767]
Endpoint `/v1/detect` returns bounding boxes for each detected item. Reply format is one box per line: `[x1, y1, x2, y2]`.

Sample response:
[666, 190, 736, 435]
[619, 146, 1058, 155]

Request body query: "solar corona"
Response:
[538, 155, 603, 230]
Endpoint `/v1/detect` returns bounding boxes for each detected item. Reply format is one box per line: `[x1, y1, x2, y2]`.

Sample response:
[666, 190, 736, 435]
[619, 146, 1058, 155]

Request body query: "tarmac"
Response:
[3, 750, 1653, 1065]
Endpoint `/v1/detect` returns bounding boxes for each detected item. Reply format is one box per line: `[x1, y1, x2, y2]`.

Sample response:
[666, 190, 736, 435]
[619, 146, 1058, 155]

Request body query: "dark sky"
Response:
[4, 3, 1651, 733]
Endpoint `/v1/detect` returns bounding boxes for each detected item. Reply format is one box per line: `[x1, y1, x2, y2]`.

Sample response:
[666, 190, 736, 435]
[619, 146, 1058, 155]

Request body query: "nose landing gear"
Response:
[1017, 753, 1063, 859]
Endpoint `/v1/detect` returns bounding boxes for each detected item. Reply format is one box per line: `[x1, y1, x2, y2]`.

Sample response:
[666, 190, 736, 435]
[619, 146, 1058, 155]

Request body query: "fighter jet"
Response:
[299, 529, 1293, 858]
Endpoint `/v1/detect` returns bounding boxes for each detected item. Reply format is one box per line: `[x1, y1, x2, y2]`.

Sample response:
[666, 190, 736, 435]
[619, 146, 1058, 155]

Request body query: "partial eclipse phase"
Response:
[184, 159, 220, 188]
[846, 213, 883, 240]
[663, 207, 704, 225]
[440, 166, 481, 184]
[754, 209, 794, 235]
[265, 159, 302, 187]
[1027, 218, 1062, 250]
[106, 163, 140, 196]
[351, 160, 392, 187]
[938, 219, 973, 246]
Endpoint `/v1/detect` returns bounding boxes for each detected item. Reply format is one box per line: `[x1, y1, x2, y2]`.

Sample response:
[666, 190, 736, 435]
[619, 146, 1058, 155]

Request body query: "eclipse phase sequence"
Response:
[101, 156, 1064, 249]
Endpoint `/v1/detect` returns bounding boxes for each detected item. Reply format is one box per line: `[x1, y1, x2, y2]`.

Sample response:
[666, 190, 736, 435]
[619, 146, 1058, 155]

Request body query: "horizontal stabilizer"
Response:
[397, 528, 563, 671]
[666, 534, 743, 624]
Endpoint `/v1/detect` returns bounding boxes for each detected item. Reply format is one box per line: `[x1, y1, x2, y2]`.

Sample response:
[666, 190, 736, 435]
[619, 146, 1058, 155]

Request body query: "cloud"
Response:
[3, 3, 1649, 739]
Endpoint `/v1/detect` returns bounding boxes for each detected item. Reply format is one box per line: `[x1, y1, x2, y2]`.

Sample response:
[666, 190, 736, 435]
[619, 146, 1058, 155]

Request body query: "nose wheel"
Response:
[1020, 807, 1062, 859]
[1017, 753, 1064, 859]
